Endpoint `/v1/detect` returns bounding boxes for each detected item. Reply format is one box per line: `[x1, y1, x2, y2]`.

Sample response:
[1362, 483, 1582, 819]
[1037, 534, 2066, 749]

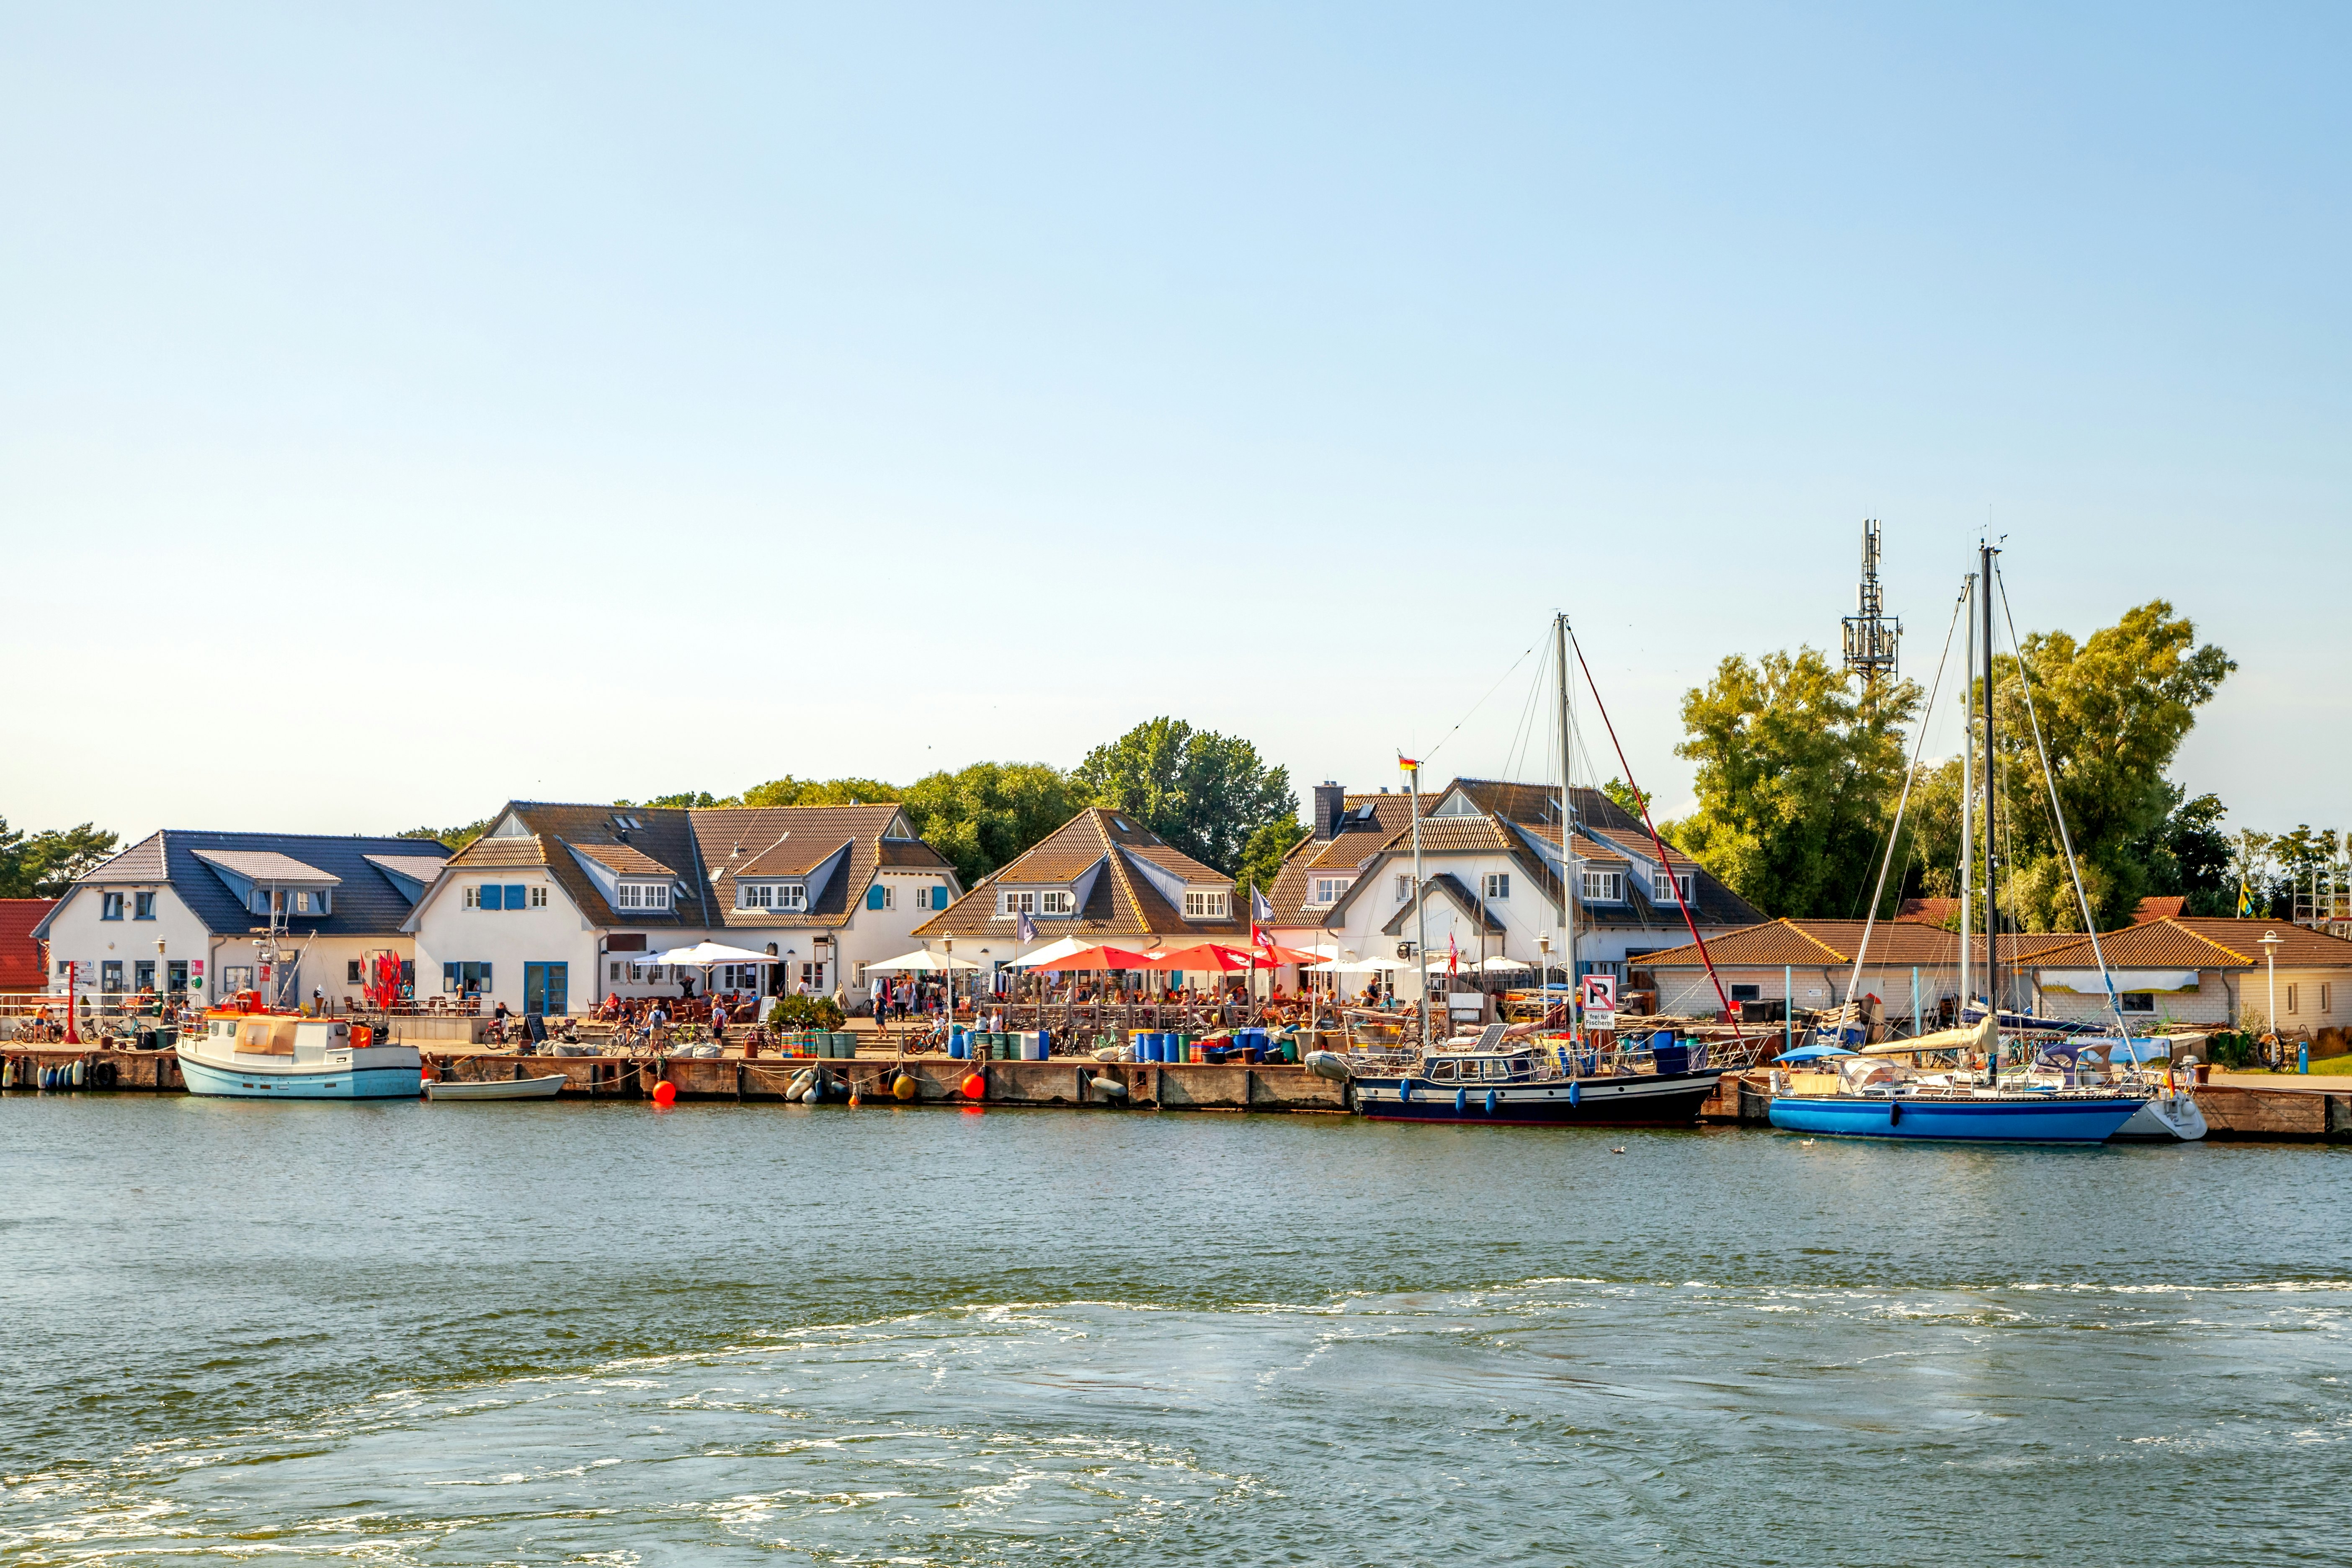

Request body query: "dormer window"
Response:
[1308, 876, 1353, 908]
[1581, 870, 1625, 903]
[998, 891, 1036, 916]
[1183, 890, 1230, 919]
[293, 890, 331, 915]
[617, 881, 672, 911]
[1039, 890, 1073, 916]
[1651, 870, 1692, 905]
[737, 882, 802, 911]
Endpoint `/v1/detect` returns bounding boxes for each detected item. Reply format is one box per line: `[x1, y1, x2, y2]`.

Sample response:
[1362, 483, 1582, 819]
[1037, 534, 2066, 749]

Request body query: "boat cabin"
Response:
[1424, 1052, 1537, 1082]
[201, 1012, 366, 1063]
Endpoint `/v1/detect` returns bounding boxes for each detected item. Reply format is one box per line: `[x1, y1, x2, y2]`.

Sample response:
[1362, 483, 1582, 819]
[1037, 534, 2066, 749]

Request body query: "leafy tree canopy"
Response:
[1233, 817, 1309, 903]
[900, 762, 1086, 888]
[0, 818, 120, 898]
[1663, 648, 1921, 918]
[1071, 717, 1298, 875]
[1601, 777, 1651, 820]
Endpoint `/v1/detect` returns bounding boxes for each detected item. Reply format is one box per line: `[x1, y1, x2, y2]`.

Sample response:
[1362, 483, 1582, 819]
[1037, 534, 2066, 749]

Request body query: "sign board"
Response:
[1581, 972, 1618, 1031]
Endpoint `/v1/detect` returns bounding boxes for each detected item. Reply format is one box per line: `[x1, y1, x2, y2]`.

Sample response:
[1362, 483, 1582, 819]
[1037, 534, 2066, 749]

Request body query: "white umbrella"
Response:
[1475, 955, 1533, 972]
[647, 941, 787, 967]
[864, 947, 982, 973]
[1008, 936, 1095, 968]
[1318, 955, 1409, 974]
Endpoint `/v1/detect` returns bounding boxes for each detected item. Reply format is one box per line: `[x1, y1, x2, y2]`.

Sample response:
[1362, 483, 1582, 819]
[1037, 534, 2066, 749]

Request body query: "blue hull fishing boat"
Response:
[1354, 1038, 1723, 1127]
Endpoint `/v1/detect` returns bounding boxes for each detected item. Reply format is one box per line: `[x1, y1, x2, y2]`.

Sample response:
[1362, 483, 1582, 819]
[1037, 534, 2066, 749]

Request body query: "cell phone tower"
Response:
[1841, 519, 1901, 691]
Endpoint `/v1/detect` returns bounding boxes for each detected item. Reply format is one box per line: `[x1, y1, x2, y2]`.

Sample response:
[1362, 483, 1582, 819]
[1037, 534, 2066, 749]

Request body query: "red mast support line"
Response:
[1567, 630, 1748, 1049]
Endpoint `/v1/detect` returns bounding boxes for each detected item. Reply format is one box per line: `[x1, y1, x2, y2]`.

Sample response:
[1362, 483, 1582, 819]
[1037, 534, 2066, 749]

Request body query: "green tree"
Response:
[900, 762, 1085, 886]
[1904, 601, 2232, 930]
[1072, 717, 1297, 874]
[0, 818, 119, 897]
[1600, 777, 1651, 820]
[1664, 649, 1921, 918]
[624, 790, 723, 809]
[735, 776, 900, 808]
[399, 820, 491, 851]
[1233, 816, 1308, 904]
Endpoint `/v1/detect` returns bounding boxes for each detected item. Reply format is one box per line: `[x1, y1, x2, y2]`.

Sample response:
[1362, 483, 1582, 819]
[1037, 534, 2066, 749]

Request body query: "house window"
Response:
[1310, 877, 1352, 907]
[1184, 890, 1230, 919]
[877, 885, 897, 911]
[347, 960, 363, 984]
[531, 885, 547, 908]
[917, 886, 934, 909]
[1483, 874, 1511, 900]
[2120, 992, 2156, 1015]
[610, 960, 624, 982]
[1038, 890, 1070, 915]
[466, 885, 485, 910]
[101, 960, 124, 991]
[1396, 874, 1414, 902]
[443, 960, 493, 995]
[2325, 983, 2334, 1014]
[134, 892, 157, 920]
[777, 883, 805, 911]
[617, 882, 671, 911]
[1581, 870, 1625, 902]
[999, 891, 1037, 915]
[1730, 983, 1761, 1002]
[2285, 983, 2298, 1016]
[101, 892, 124, 921]
[740, 882, 774, 910]
[1651, 871, 1692, 904]
[134, 960, 155, 990]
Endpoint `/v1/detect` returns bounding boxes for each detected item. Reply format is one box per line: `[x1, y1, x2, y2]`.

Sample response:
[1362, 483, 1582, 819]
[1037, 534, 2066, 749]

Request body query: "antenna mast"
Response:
[1842, 519, 1902, 694]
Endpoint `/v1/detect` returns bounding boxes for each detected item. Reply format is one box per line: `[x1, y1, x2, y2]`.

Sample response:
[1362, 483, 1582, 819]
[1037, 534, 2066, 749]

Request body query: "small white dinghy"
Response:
[425, 1073, 568, 1101]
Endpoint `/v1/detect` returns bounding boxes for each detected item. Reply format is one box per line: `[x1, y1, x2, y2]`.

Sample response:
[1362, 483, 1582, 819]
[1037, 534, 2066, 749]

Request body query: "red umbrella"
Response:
[1140, 943, 1263, 972]
[1028, 945, 1155, 972]
[1250, 941, 1325, 967]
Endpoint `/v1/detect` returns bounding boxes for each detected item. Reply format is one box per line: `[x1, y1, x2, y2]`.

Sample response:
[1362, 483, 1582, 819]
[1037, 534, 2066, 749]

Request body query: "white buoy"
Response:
[1089, 1076, 1129, 1097]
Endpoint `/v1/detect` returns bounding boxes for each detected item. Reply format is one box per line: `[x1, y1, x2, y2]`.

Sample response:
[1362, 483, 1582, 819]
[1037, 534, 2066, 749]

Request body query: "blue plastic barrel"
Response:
[949, 1029, 967, 1060]
[1037, 1027, 1052, 1059]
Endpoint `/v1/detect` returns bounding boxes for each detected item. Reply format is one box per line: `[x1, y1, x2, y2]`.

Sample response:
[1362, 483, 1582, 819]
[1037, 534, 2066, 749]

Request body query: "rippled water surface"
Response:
[3, 1094, 2348, 1564]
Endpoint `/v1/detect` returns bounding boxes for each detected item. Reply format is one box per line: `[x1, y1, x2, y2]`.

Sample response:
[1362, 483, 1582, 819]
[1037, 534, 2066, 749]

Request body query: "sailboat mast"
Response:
[1980, 541, 2001, 1057]
[1555, 613, 1578, 1039]
[1406, 755, 1429, 1051]
[1960, 571, 1975, 1009]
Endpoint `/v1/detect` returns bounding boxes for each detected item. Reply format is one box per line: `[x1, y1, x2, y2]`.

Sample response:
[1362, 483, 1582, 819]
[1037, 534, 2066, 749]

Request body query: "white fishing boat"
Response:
[425, 1072, 567, 1101]
[178, 1002, 422, 1100]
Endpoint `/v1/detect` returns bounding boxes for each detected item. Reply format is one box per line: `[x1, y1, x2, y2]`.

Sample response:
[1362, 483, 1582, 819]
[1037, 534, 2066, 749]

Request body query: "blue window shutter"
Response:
[935, 885, 950, 909]
[504, 884, 526, 910]
[868, 885, 886, 910]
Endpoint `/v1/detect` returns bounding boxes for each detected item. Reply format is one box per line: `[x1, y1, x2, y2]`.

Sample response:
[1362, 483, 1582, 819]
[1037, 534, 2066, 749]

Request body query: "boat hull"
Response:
[176, 1047, 422, 1101]
[426, 1074, 567, 1101]
[1769, 1093, 2141, 1143]
[1354, 1070, 1723, 1127]
[2112, 1093, 2207, 1142]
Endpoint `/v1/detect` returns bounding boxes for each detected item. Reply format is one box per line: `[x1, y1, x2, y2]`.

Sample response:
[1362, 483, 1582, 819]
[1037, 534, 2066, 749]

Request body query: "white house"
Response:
[32, 830, 451, 1009]
[1261, 778, 1762, 1000]
[405, 799, 962, 1014]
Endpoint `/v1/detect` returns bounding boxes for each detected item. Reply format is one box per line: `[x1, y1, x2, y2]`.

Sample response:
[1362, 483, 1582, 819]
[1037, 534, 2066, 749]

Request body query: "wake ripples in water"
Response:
[2, 1098, 2347, 1564]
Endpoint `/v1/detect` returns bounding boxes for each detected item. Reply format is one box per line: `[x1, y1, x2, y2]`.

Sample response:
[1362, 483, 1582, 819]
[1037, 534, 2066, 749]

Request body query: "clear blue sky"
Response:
[5, 4, 2344, 844]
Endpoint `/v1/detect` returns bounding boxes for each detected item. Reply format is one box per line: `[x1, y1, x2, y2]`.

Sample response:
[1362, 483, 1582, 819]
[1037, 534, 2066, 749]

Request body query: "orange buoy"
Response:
[892, 1073, 918, 1101]
[652, 1080, 677, 1106]
[960, 1072, 986, 1099]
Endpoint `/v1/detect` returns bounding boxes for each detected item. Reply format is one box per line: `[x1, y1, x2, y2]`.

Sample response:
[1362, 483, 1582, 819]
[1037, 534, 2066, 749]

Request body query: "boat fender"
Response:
[1305, 1051, 1351, 1082]
[1888, 1101, 1903, 1126]
[1485, 1089, 1498, 1116]
[1455, 1088, 1467, 1115]
[72, 1059, 85, 1088]
[1569, 1081, 1580, 1107]
[1090, 1075, 1129, 1098]
[1398, 1078, 1412, 1104]
[892, 1072, 918, 1101]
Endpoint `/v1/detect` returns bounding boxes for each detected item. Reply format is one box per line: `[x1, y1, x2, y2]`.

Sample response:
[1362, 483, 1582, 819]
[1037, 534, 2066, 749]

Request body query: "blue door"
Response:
[524, 962, 568, 1016]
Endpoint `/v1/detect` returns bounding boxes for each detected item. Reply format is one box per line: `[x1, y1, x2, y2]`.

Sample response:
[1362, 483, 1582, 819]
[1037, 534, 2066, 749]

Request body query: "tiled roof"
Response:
[913, 808, 1245, 942]
[53, 830, 451, 939]
[570, 843, 678, 877]
[2133, 895, 2188, 923]
[190, 848, 341, 884]
[2024, 917, 2352, 972]
[361, 854, 449, 885]
[1640, 918, 2076, 969]
[1897, 896, 1961, 924]
[692, 805, 952, 930]
[0, 899, 54, 990]
[455, 803, 713, 929]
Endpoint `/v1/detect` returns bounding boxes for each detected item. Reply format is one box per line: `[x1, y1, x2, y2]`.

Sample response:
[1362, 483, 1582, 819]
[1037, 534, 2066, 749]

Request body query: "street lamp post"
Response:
[2261, 929, 2282, 1062]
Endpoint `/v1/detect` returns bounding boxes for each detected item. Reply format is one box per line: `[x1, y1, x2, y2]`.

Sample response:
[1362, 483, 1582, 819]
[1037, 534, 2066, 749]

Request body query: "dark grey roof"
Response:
[64, 830, 451, 938]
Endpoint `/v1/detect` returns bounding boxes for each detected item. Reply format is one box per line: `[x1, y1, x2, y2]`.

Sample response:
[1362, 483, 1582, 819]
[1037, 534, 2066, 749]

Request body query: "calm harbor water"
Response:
[2, 1095, 2347, 1565]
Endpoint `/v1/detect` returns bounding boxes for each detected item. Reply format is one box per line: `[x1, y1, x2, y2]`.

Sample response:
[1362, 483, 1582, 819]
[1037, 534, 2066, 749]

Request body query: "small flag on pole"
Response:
[1252, 888, 1272, 923]
[2236, 877, 2254, 918]
[1016, 911, 1037, 944]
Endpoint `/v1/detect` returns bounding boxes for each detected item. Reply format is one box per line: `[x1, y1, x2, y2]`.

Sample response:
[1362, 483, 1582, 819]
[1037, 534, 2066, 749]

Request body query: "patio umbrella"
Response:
[1774, 1043, 1857, 1063]
[1008, 936, 1096, 968]
[1251, 941, 1328, 966]
[864, 948, 983, 973]
[1140, 943, 1262, 972]
[1027, 945, 1155, 972]
[647, 941, 786, 967]
[1474, 955, 1533, 972]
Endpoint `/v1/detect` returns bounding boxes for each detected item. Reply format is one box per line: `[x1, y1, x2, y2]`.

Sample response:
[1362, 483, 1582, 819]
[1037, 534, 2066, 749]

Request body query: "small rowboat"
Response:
[425, 1073, 567, 1101]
